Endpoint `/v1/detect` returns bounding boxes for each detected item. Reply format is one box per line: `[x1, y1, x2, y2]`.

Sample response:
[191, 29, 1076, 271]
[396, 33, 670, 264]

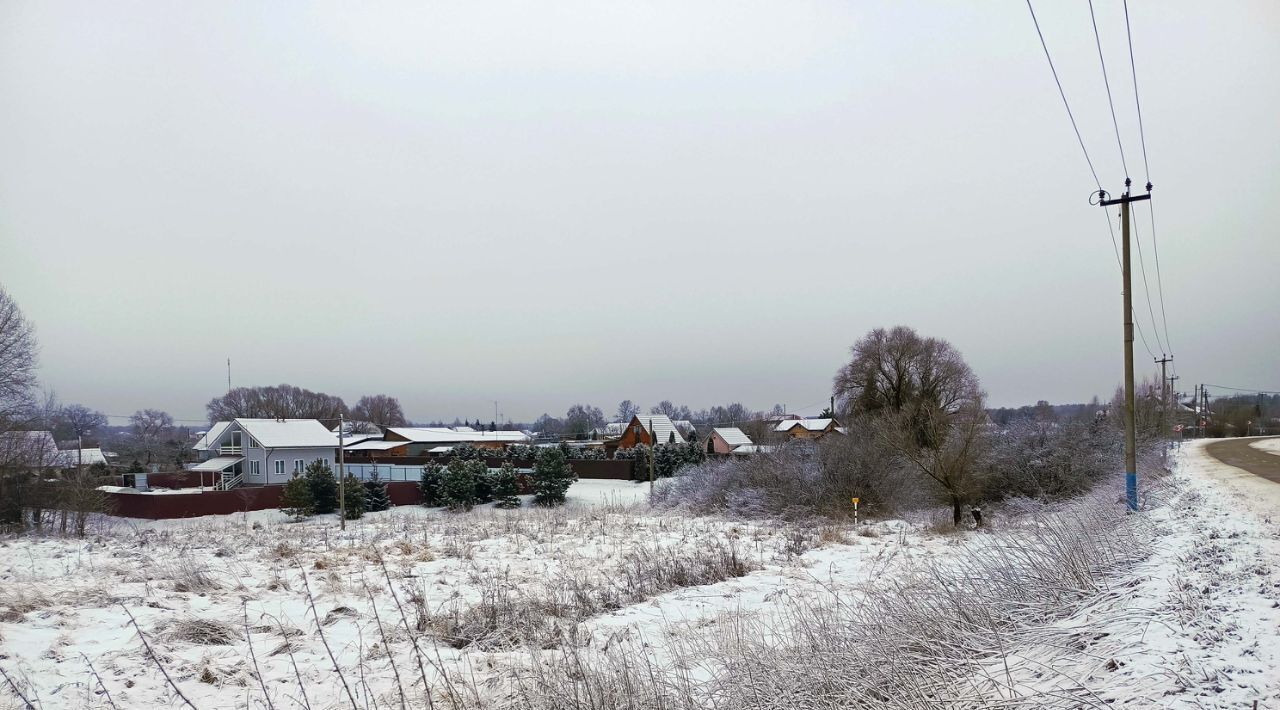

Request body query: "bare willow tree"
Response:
[350, 394, 407, 427]
[130, 408, 173, 465]
[834, 326, 988, 525]
[206, 384, 347, 423]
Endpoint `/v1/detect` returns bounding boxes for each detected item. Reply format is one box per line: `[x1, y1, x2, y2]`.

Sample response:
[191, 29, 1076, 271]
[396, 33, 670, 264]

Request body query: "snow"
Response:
[1249, 436, 1280, 457]
[986, 439, 1280, 706]
[2, 446, 1277, 708]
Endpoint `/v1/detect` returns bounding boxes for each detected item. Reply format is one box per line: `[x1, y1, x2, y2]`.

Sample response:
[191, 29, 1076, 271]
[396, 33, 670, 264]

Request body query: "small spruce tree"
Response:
[473, 465, 495, 504]
[304, 459, 339, 514]
[533, 447, 577, 506]
[281, 473, 314, 520]
[441, 458, 479, 511]
[420, 462, 445, 506]
[365, 470, 391, 512]
[342, 473, 366, 520]
[493, 462, 521, 508]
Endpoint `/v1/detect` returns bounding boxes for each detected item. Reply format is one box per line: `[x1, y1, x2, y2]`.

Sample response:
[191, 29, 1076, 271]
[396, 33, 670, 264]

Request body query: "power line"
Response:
[1088, 0, 1130, 179]
[1129, 205, 1168, 355]
[1102, 202, 1156, 359]
[1026, 0, 1102, 190]
[1123, 0, 1174, 361]
[1203, 384, 1280, 395]
[1123, 0, 1151, 183]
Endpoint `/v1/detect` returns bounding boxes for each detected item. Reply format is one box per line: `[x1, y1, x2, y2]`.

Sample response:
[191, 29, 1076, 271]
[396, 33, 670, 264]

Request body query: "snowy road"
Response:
[1206, 435, 1280, 487]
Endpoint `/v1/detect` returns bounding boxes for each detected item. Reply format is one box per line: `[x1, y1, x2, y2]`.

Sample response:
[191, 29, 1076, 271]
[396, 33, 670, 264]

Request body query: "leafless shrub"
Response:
[651, 439, 926, 522]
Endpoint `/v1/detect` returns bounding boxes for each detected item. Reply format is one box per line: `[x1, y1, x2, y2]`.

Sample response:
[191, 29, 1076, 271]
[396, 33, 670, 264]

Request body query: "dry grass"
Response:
[486, 484, 1163, 710]
[163, 616, 241, 646]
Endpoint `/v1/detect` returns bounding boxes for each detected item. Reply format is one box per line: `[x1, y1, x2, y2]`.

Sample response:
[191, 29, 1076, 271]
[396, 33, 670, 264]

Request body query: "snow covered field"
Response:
[1, 449, 1277, 709]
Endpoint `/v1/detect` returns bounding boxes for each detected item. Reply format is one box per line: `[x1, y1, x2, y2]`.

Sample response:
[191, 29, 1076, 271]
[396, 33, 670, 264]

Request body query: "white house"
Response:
[193, 419, 338, 487]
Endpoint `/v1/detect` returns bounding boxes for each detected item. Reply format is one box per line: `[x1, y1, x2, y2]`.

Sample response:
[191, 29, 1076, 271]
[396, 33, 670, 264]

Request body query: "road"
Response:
[1204, 436, 1280, 485]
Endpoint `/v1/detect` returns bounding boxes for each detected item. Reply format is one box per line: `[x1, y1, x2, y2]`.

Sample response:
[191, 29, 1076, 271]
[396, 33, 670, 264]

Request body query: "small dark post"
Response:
[971, 507, 984, 529]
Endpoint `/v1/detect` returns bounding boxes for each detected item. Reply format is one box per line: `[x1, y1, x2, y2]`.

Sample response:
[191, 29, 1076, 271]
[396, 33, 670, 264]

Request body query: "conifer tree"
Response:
[533, 447, 576, 506]
[493, 462, 521, 508]
[441, 458, 480, 511]
[342, 473, 366, 520]
[365, 470, 391, 512]
[281, 473, 314, 520]
[420, 462, 444, 507]
[304, 459, 339, 514]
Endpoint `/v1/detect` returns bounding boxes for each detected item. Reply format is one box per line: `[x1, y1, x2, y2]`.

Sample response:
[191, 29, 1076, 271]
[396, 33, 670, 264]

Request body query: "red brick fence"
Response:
[105, 481, 425, 520]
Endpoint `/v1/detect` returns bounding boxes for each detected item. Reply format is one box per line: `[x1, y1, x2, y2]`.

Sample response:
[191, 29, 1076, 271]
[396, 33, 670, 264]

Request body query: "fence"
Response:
[104, 481, 426, 520]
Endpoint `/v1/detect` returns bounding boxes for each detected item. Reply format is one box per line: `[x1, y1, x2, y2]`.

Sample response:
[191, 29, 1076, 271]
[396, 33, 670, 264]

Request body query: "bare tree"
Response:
[649, 400, 693, 421]
[834, 326, 988, 525]
[615, 399, 640, 423]
[350, 394, 407, 427]
[0, 286, 38, 429]
[564, 403, 605, 437]
[56, 404, 108, 469]
[64, 469, 111, 537]
[205, 384, 347, 423]
[130, 409, 173, 465]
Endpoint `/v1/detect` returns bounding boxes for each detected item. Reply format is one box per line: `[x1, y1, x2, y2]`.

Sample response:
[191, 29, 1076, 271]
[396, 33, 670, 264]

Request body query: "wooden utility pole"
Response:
[1100, 179, 1150, 512]
[338, 414, 346, 530]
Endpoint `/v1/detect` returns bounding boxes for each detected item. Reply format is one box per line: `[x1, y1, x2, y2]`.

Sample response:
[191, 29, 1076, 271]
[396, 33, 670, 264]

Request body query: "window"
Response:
[294, 459, 305, 473]
[250, 460, 261, 476]
[274, 460, 285, 475]
[248, 436, 260, 449]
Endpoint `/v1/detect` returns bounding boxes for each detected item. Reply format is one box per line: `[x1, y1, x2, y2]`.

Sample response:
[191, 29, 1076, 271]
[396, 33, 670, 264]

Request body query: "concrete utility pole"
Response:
[1100, 179, 1150, 512]
[339, 414, 346, 530]
[1156, 356, 1173, 464]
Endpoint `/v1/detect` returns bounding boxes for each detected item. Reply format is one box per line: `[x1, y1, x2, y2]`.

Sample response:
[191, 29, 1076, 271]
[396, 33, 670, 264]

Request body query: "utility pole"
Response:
[646, 418, 655, 493]
[339, 414, 346, 530]
[1155, 356, 1173, 464]
[227, 358, 232, 393]
[1100, 179, 1150, 512]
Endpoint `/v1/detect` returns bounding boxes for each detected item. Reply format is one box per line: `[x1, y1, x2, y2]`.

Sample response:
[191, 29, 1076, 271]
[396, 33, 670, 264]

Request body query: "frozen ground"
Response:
[0, 479, 932, 709]
[1, 451, 1277, 709]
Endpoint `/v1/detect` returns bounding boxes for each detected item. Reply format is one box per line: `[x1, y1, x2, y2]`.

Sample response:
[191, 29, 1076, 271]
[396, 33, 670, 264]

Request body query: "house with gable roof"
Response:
[193, 419, 338, 488]
[616, 414, 687, 448]
[706, 427, 753, 454]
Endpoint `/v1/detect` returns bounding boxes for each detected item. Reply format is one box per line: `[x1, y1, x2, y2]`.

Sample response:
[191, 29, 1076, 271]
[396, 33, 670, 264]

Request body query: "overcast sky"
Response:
[1, 1, 1276, 425]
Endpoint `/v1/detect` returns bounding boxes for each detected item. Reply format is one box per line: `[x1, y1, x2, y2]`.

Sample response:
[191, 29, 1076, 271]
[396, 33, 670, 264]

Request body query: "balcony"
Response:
[219, 445, 243, 455]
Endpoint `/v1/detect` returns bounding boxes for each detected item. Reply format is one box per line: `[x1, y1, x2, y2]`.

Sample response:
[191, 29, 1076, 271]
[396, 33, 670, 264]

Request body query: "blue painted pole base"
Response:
[1125, 471, 1138, 511]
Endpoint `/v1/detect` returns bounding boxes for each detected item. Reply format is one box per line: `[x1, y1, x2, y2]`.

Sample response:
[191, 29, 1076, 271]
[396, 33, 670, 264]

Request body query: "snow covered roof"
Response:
[712, 427, 753, 447]
[344, 440, 408, 451]
[731, 444, 776, 455]
[57, 447, 110, 467]
[195, 419, 338, 450]
[672, 420, 696, 435]
[603, 422, 627, 437]
[630, 415, 687, 445]
[385, 427, 530, 444]
[774, 418, 837, 433]
[191, 456, 242, 472]
[193, 422, 231, 451]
